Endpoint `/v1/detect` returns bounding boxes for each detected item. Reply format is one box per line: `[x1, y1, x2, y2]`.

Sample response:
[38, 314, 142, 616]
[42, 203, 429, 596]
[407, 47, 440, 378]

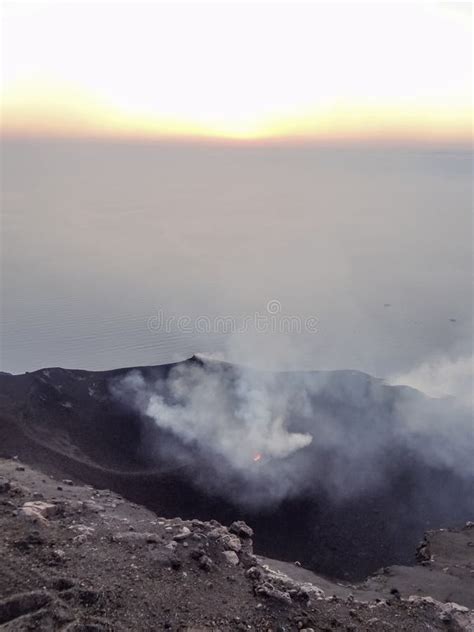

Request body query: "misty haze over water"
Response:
[1, 138, 472, 382]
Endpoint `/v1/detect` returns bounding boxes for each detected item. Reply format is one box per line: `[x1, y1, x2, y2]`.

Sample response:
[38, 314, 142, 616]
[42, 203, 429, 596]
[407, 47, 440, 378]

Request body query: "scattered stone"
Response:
[220, 533, 242, 552]
[0, 477, 11, 493]
[255, 584, 292, 606]
[258, 565, 324, 603]
[416, 537, 432, 564]
[229, 521, 254, 539]
[21, 501, 58, 524]
[389, 588, 401, 601]
[239, 553, 258, 571]
[173, 526, 192, 541]
[208, 527, 226, 540]
[198, 555, 213, 571]
[9, 482, 30, 496]
[69, 526, 92, 545]
[245, 566, 262, 581]
[165, 541, 178, 551]
[439, 610, 452, 623]
[83, 500, 105, 513]
[189, 547, 205, 560]
[112, 532, 160, 544]
[222, 550, 239, 566]
[408, 597, 474, 631]
[49, 548, 67, 565]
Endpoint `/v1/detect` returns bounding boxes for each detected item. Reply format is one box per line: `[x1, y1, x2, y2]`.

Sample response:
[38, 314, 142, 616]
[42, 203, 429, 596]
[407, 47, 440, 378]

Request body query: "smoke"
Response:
[120, 361, 312, 467]
[112, 351, 474, 508]
[384, 354, 474, 476]
[112, 360, 315, 505]
[388, 354, 473, 407]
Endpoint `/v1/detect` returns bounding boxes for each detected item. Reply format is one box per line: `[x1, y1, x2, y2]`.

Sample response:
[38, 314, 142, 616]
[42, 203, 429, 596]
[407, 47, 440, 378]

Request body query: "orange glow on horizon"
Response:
[2, 86, 471, 145]
[1, 2, 471, 145]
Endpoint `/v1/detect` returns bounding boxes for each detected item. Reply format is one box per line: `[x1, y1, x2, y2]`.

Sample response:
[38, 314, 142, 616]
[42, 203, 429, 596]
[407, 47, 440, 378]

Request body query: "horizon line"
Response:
[2, 129, 472, 150]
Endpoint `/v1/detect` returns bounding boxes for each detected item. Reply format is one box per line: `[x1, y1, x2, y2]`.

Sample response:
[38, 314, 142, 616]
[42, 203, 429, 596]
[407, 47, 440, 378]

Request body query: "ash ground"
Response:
[1, 458, 473, 631]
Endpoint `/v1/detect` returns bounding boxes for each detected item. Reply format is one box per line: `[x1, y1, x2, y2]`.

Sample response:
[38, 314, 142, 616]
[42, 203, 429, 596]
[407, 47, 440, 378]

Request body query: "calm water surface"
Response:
[1, 139, 472, 375]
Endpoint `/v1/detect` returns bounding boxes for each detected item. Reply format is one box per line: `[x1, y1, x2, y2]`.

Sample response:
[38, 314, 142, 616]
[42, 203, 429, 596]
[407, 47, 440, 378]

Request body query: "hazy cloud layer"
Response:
[2, 140, 472, 378]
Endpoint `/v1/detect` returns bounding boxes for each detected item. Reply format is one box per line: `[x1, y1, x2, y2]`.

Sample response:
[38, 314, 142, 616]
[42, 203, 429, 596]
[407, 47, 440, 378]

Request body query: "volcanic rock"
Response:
[0, 477, 11, 493]
[173, 526, 192, 541]
[222, 550, 240, 565]
[255, 583, 292, 606]
[111, 531, 160, 544]
[220, 533, 242, 552]
[229, 521, 254, 539]
[198, 555, 213, 571]
[21, 501, 58, 524]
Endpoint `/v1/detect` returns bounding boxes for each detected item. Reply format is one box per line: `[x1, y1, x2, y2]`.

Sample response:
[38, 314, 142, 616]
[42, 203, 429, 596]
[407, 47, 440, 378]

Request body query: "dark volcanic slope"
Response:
[1, 458, 473, 631]
[0, 358, 472, 582]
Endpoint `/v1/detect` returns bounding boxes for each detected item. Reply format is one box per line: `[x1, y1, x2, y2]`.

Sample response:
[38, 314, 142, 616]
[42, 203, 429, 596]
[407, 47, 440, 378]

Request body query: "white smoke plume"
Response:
[112, 349, 474, 509]
[388, 354, 473, 408]
[117, 360, 312, 470]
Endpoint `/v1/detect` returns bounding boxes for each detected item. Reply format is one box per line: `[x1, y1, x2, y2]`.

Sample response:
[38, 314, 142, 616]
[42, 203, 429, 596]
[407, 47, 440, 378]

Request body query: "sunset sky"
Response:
[1, 1, 472, 142]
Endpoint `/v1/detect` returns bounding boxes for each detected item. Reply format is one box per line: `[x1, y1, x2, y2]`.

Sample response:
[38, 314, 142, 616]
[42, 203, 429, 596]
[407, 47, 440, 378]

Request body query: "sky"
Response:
[0, 2, 472, 383]
[1, 1, 472, 143]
